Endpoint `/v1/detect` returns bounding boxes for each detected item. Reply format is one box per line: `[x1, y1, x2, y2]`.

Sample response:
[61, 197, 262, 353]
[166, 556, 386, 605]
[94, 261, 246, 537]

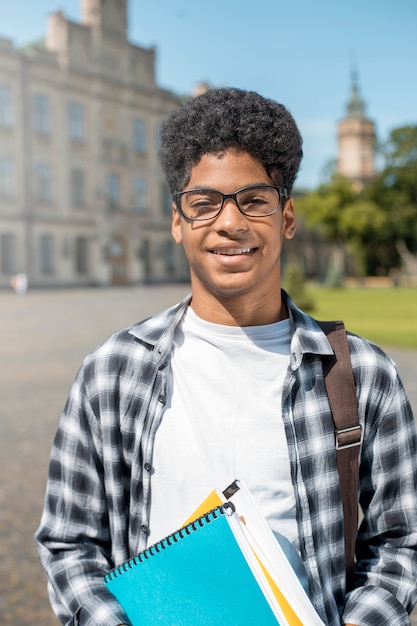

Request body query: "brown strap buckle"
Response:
[335, 424, 363, 450]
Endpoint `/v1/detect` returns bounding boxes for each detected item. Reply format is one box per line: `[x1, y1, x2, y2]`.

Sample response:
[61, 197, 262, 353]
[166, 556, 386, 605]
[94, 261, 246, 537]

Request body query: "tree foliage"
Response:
[365, 125, 417, 273]
[296, 124, 417, 276]
[383, 125, 417, 168]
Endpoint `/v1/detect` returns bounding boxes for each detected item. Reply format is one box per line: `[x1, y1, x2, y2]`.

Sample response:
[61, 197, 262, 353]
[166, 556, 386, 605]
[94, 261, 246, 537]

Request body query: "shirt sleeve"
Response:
[35, 362, 128, 626]
[342, 350, 417, 625]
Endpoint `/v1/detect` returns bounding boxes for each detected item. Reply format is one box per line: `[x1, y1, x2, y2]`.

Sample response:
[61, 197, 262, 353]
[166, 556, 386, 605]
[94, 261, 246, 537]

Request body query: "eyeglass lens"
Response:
[179, 186, 281, 220]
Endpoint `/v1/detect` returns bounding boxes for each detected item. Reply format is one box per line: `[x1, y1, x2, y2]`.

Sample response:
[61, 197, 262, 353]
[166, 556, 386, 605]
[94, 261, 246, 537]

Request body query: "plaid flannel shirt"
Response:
[35, 292, 417, 626]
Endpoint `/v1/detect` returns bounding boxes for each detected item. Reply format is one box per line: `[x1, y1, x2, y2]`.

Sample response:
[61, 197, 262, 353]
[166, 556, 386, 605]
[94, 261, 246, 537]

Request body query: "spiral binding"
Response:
[104, 502, 235, 582]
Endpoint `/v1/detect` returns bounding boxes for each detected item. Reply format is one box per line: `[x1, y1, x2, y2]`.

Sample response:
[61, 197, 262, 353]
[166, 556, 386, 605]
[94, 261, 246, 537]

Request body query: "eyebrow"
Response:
[182, 183, 275, 192]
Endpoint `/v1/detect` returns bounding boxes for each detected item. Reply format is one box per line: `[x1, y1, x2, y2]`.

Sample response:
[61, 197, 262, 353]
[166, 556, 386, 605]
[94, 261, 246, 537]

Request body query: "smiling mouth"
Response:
[210, 247, 255, 256]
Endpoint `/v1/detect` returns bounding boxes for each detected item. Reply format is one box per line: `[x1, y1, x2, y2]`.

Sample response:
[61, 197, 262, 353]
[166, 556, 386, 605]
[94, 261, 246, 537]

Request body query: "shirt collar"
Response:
[128, 289, 334, 367]
[283, 290, 335, 370]
[128, 293, 191, 357]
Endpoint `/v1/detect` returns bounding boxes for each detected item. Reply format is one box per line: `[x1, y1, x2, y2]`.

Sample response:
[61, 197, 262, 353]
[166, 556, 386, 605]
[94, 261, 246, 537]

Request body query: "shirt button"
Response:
[158, 393, 166, 404]
[141, 524, 148, 534]
[144, 462, 152, 472]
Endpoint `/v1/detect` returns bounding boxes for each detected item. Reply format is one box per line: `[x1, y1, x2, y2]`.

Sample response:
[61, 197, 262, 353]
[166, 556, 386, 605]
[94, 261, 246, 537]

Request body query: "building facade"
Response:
[0, 0, 190, 288]
[337, 71, 376, 190]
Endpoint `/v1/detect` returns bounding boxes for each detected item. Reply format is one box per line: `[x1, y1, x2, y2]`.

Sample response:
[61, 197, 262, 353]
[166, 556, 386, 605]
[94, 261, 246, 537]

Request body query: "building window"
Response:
[133, 177, 148, 213]
[155, 122, 162, 152]
[75, 236, 88, 275]
[69, 102, 85, 142]
[0, 233, 16, 275]
[39, 234, 54, 274]
[0, 85, 13, 128]
[71, 169, 85, 207]
[32, 94, 51, 135]
[133, 118, 147, 154]
[35, 164, 52, 202]
[107, 173, 120, 210]
[164, 239, 175, 276]
[0, 158, 13, 197]
[161, 183, 172, 215]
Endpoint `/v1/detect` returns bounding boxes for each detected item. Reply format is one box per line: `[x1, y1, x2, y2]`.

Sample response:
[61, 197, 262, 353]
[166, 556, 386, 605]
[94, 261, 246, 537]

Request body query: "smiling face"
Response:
[171, 149, 296, 325]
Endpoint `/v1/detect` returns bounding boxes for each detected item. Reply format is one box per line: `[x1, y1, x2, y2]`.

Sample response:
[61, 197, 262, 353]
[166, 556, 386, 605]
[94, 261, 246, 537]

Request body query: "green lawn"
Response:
[306, 287, 417, 349]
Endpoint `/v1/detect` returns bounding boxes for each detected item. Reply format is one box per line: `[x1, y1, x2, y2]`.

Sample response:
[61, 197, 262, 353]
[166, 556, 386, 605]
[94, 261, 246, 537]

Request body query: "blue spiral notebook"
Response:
[104, 503, 287, 625]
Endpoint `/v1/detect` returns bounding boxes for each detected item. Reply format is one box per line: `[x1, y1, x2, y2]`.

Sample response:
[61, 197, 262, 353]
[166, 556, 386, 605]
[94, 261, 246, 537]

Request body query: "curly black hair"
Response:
[159, 87, 303, 195]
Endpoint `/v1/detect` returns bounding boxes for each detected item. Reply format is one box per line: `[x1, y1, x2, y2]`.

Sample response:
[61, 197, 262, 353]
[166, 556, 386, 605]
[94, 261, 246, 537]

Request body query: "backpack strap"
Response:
[317, 320, 362, 591]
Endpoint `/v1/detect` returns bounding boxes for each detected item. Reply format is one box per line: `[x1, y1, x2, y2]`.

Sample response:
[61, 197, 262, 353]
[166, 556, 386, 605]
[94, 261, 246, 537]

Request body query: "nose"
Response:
[213, 197, 248, 234]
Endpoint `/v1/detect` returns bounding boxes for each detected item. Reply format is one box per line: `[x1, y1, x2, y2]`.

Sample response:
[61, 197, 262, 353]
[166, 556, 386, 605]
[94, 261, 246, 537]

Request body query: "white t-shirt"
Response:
[148, 307, 306, 583]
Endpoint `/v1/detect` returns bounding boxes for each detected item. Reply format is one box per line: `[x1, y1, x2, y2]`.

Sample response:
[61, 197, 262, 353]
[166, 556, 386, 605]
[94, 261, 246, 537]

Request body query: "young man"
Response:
[36, 88, 417, 626]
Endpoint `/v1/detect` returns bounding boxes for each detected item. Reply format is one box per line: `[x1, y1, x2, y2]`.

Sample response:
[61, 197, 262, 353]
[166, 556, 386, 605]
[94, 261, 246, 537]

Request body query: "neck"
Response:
[189, 289, 287, 326]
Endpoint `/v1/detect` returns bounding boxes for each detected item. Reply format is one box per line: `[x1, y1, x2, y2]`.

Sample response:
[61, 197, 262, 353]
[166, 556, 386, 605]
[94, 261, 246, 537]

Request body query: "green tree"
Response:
[365, 125, 417, 275]
[384, 125, 417, 167]
[297, 175, 356, 243]
[296, 175, 376, 279]
[297, 125, 417, 277]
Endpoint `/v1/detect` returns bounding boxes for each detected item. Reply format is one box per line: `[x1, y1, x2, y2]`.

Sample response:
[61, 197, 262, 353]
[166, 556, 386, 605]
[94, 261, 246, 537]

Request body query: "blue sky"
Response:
[1, 0, 416, 189]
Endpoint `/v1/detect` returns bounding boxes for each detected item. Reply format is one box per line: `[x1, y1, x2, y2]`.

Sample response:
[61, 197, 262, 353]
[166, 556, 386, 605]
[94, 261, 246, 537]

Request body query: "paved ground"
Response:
[1, 285, 416, 625]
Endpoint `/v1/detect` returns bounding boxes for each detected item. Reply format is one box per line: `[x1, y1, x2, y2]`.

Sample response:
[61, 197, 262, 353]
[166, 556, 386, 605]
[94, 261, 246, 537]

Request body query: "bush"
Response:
[282, 263, 315, 312]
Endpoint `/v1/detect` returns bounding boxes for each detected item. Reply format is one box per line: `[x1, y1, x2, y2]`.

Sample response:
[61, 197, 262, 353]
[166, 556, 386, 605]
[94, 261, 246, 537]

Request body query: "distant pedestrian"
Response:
[10, 273, 28, 295]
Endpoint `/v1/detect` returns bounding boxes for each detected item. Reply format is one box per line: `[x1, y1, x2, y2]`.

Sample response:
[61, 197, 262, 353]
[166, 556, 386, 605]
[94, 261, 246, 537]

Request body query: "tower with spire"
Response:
[337, 69, 376, 189]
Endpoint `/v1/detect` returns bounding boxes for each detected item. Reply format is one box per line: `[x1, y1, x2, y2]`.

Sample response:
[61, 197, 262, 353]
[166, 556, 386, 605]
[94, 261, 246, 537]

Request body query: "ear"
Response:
[282, 197, 296, 240]
[171, 204, 183, 244]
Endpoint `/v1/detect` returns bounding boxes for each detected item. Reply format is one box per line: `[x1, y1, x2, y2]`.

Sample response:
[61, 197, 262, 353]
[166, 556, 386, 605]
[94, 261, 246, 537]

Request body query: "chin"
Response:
[203, 278, 256, 300]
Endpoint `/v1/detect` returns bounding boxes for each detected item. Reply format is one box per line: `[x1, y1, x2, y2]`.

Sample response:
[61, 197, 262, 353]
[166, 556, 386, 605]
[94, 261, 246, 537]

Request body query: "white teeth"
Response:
[213, 248, 252, 255]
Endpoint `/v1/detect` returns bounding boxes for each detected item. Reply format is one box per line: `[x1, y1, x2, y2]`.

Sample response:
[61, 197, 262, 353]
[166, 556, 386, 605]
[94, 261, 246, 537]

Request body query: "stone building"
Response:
[337, 70, 376, 190]
[0, 0, 190, 288]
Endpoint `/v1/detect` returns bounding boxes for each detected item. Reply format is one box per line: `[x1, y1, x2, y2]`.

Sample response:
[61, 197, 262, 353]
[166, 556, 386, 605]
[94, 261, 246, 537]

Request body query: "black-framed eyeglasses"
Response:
[174, 184, 288, 221]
